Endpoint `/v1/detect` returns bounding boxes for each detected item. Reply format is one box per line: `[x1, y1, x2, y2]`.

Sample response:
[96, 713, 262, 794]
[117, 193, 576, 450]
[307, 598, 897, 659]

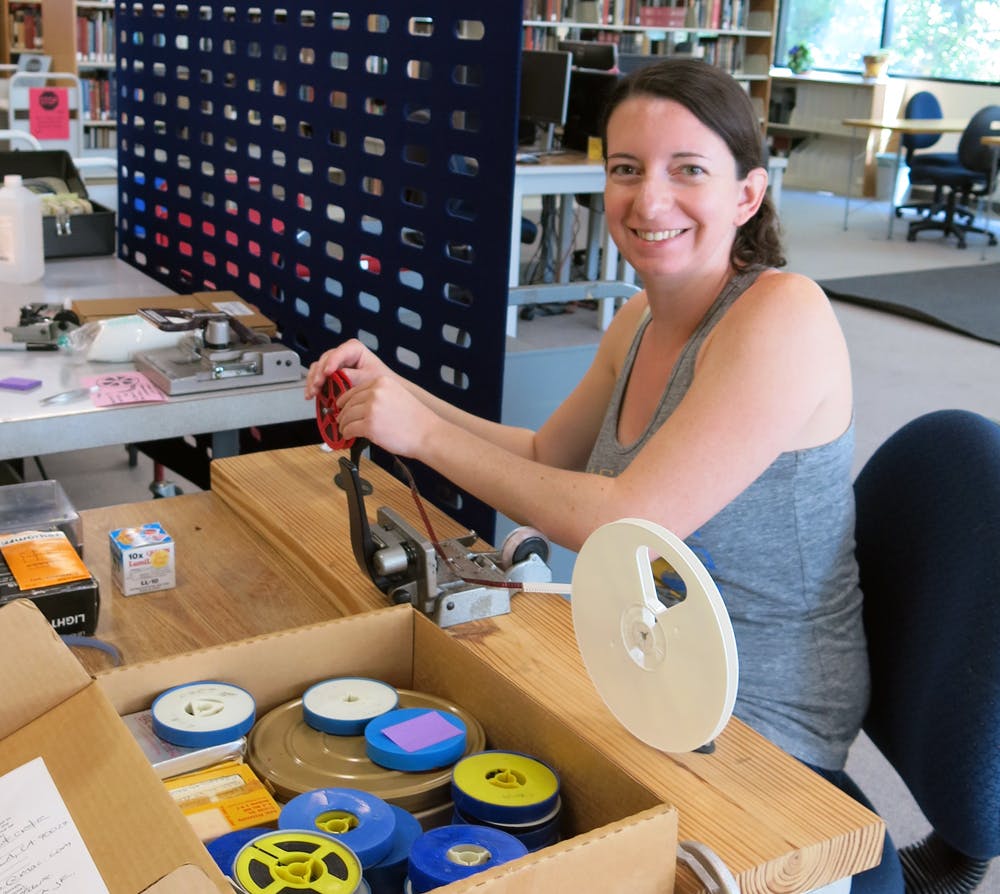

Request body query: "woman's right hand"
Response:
[304, 338, 392, 399]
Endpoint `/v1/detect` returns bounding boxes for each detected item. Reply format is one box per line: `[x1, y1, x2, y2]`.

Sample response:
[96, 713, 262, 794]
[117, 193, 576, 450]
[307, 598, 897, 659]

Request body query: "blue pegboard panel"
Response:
[116, 2, 523, 540]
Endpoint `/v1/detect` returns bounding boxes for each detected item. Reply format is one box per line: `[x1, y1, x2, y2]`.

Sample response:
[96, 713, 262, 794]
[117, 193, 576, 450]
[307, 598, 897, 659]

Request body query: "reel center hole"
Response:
[446, 844, 492, 867]
[275, 854, 325, 883]
[183, 698, 225, 718]
[485, 767, 527, 789]
[341, 694, 360, 704]
[316, 810, 359, 835]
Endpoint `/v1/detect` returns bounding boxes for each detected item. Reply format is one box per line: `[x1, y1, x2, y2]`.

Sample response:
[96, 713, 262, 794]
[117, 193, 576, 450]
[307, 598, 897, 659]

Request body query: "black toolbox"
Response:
[0, 149, 115, 258]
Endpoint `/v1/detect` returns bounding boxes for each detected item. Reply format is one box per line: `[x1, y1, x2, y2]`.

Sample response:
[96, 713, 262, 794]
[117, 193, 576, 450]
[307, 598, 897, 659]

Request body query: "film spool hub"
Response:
[406, 824, 528, 893]
[316, 370, 354, 450]
[451, 751, 559, 826]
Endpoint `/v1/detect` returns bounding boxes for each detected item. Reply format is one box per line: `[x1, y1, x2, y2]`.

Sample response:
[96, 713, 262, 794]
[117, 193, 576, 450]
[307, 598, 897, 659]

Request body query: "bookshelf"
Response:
[766, 69, 906, 197]
[521, 0, 777, 133]
[1, 0, 116, 153]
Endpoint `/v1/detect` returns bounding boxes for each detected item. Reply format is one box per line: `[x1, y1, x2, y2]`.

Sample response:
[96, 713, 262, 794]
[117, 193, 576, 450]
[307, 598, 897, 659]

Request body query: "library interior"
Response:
[0, 3, 997, 894]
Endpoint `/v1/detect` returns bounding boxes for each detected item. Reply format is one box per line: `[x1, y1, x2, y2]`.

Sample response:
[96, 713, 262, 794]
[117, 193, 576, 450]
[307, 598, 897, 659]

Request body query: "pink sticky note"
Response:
[29, 87, 71, 141]
[382, 711, 463, 753]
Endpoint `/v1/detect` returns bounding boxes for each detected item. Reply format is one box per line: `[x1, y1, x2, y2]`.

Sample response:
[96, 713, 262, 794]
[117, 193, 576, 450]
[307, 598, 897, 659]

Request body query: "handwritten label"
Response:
[0, 757, 109, 894]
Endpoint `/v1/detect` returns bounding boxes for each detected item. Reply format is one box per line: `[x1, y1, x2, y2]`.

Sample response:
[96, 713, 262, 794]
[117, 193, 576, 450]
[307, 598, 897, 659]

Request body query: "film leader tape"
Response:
[366, 805, 423, 894]
[303, 677, 399, 736]
[151, 680, 256, 748]
[365, 707, 467, 773]
[316, 370, 354, 450]
[406, 824, 528, 893]
[570, 517, 739, 753]
[451, 751, 560, 826]
[233, 830, 368, 894]
[280, 787, 397, 869]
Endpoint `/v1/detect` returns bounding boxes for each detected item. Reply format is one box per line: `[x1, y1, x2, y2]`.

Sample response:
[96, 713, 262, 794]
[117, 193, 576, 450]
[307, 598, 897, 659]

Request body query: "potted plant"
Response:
[863, 48, 891, 79]
[787, 43, 813, 75]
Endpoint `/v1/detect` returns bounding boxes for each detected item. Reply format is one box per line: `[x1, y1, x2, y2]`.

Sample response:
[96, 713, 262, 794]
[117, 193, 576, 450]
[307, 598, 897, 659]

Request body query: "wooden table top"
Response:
[842, 116, 968, 134]
[203, 445, 884, 894]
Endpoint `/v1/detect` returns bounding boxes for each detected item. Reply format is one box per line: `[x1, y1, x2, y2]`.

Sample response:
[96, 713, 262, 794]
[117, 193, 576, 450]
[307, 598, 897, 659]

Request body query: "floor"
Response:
[14, 186, 1000, 891]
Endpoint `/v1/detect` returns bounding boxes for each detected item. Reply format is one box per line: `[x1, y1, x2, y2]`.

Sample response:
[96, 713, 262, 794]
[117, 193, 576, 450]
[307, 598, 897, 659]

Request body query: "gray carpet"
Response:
[820, 263, 1000, 347]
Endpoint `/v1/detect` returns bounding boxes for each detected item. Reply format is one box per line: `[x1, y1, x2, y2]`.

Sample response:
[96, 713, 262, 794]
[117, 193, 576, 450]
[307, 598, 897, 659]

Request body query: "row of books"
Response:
[76, 11, 115, 63]
[523, 0, 753, 29]
[8, 8, 43, 50]
[80, 73, 116, 122]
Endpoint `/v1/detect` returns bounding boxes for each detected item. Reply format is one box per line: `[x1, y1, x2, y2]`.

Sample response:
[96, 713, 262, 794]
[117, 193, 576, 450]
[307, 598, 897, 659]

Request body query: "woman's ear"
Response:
[735, 167, 769, 226]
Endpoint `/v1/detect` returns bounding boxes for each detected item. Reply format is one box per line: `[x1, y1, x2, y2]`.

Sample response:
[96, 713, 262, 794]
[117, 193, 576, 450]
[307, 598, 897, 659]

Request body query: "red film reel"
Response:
[315, 370, 355, 450]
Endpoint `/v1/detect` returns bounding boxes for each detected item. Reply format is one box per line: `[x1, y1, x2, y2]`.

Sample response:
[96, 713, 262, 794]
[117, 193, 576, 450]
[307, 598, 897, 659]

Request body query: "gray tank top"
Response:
[586, 267, 868, 769]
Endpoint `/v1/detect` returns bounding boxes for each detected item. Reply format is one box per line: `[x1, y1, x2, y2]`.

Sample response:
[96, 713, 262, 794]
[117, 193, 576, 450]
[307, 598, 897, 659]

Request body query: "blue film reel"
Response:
[406, 824, 528, 893]
[451, 801, 561, 853]
[280, 787, 397, 868]
[365, 805, 423, 894]
[365, 708, 467, 773]
[151, 680, 255, 748]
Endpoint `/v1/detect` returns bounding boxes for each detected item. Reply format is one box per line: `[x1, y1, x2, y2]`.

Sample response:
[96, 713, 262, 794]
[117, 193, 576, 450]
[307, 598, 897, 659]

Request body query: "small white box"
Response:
[109, 522, 176, 596]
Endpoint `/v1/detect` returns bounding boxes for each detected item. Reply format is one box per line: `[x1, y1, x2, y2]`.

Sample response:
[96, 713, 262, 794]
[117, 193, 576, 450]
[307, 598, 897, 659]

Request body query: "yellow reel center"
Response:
[274, 853, 325, 884]
[485, 767, 526, 789]
[316, 810, 359, 835]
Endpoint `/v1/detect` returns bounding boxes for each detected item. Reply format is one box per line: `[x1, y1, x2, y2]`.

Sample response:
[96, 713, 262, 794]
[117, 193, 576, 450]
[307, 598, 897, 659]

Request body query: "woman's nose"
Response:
[632, 176, 671, 218]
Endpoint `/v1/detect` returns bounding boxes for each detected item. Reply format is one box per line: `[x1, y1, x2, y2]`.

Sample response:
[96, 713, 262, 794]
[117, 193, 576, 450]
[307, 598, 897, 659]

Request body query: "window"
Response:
[778, 0, 1000, 83]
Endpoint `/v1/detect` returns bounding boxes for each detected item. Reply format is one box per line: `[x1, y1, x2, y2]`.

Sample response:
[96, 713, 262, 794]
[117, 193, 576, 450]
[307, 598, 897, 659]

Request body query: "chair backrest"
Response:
[7, 71, 85, 158]
[902, 91, 943, 160]
[957, 104, 1000, 178]
[854, 409, 1000, 860]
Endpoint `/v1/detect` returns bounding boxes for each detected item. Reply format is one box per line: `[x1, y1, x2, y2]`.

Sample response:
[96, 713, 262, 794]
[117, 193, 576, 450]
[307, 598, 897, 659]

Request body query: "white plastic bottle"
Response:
[0, 174, 45, 284]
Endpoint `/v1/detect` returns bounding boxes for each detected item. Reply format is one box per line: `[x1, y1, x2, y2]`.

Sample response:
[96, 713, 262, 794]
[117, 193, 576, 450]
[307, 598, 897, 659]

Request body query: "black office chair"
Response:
[853, 409, 1000, 894]
[894, 91, 955, 219]
[906, 105, 1000, 249]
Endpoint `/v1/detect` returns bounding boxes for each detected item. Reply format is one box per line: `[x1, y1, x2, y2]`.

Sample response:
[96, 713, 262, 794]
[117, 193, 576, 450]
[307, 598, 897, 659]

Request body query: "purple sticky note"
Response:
[0, 377, 43, 392]
[381, 711, 464, 753]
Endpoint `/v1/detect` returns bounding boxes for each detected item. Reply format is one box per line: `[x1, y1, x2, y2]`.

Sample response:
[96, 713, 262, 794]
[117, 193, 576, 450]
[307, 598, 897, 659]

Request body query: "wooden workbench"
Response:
[77, 444, 884, 893]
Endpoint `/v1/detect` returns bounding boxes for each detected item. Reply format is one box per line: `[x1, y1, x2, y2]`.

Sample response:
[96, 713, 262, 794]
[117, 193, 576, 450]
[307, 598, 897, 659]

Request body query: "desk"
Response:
[0, 257, 313, 462]
[841, 117, 968, 238]
[509, 152, 625, 337]
[197, 444, 883, 894]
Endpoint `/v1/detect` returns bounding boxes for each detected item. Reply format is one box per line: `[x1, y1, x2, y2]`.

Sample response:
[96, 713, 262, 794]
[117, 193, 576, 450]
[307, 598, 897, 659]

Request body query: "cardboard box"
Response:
[72, 290, 278, 338]
[0, 149, 115, 258]
[0, 599, 223, 893]
[95, 604, 679, 893]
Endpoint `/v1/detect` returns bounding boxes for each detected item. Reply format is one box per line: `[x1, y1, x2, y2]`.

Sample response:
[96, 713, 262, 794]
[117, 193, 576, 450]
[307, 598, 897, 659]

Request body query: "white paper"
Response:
[0, 757, 109, 893]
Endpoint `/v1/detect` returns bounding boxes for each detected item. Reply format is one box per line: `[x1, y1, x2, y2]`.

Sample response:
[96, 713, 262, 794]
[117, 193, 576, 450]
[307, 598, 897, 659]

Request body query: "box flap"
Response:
[0, 652, 229, 891]
[0, 599, 91, 739]
[445, 804, 677, 893]
[141, 864, 224, 893]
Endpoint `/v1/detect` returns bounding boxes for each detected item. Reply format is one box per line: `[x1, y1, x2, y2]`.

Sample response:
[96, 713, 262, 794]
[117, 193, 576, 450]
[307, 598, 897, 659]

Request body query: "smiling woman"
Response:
[302, 63, 897, 892]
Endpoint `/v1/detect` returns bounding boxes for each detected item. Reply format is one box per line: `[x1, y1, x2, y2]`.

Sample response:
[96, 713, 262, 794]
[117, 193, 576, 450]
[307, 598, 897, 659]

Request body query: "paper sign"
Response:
[82, 372, 167, 406]
[28, 87, 70, 141]
[382, 711, 464, 753]
[0, 757, 110, 893]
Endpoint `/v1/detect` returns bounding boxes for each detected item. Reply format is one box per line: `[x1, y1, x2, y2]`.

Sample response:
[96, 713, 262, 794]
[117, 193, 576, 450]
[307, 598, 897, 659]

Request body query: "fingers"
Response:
[303, 339, 365, 398]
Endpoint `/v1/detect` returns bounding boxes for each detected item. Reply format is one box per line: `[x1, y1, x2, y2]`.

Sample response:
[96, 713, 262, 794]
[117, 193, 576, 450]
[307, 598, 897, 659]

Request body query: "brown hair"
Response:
[601, 59, 786, 269]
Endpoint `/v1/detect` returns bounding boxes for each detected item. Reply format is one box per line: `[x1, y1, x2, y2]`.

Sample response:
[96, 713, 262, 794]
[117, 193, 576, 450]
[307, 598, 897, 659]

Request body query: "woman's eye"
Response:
[680, 164, 706, 176]
[609, 163, 638, 176]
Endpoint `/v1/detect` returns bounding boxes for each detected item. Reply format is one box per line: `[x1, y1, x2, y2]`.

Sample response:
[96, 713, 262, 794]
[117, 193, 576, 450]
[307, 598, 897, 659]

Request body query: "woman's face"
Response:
[603, 95, 764, 286]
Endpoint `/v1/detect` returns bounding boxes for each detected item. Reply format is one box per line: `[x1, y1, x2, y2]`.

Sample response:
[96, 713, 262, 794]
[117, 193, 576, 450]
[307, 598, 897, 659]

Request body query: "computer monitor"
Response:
[562, 68, 620, 153]
[518, 49, 573, 152]
[557, 39, 618, 71]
